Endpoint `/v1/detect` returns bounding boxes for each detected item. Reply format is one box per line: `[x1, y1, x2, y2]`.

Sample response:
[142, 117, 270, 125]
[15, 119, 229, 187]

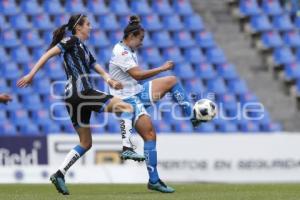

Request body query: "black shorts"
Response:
[64, 89, 113, 128]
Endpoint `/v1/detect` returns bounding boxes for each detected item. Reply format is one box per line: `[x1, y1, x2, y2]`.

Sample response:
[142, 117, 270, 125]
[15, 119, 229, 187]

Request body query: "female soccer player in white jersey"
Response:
[17, 14, 134, 195]
[108, 16, 201, 193]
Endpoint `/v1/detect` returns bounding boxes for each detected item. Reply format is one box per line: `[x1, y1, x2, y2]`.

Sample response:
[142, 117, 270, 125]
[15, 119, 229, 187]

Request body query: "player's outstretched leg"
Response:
[151, 76, 201, 128]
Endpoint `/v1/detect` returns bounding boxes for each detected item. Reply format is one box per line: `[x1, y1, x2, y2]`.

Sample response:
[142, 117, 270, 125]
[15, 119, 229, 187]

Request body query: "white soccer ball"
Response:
[193, 99, 217, 121]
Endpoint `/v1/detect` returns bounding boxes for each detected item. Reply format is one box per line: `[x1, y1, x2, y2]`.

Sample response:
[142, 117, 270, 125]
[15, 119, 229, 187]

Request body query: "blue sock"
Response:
[74, 145, 87, 156]
[170, 82, 193, 117]
[144, 140, 159, 183]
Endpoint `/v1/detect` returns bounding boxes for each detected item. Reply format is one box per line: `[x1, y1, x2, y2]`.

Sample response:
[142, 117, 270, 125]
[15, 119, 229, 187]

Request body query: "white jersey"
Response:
[109, 41, 143, 99]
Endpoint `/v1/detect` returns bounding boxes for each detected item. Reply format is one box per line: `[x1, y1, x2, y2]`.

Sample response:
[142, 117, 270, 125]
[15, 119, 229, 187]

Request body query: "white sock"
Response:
[120, 118, 133, 148]
[58, 149, 81, 175]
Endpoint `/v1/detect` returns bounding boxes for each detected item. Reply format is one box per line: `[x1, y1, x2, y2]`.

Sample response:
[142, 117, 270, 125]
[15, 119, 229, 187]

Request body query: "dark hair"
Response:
[48, 14, 87, 50]
[123, 15, 144, 39]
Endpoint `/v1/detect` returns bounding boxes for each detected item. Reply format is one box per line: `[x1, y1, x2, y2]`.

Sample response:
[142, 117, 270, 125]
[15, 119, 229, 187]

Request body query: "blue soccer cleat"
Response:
[147, 179, 175, 193]
[50, 172, 70, 195]
[121, 147, 145, 162]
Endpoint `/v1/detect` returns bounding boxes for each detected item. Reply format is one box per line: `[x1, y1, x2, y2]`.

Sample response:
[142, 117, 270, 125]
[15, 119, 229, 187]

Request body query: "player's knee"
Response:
[145, 130, 156, 141]
[167, 76, 177, 87]
[80, 141, 92, 150]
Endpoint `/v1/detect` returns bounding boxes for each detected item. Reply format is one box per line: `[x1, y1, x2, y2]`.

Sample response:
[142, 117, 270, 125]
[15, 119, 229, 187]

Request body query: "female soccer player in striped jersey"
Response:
[108, 16, 201, 193]
[17, 14, 134, 195]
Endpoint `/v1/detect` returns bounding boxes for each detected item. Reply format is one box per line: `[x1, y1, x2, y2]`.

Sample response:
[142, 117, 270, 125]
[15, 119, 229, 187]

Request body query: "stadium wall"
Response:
[1, 134, 300, 183]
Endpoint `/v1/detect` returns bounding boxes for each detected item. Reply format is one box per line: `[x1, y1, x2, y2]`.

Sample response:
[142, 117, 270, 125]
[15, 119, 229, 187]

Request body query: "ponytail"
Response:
[47, 14, 86, 51]
[47, 24, 68, 50]
[123, 15, 144, 39]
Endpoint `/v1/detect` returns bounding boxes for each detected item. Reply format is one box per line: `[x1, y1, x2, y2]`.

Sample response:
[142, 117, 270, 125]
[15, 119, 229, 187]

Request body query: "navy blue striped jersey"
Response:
[57, 36, 97, 93]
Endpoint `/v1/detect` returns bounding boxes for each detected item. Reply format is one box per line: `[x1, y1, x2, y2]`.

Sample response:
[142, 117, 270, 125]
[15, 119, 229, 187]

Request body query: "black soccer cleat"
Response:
[50, 171, 70, 195]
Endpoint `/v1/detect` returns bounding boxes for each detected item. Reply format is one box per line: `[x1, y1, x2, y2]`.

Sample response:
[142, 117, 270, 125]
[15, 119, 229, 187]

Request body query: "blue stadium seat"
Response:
[41, 122, 61, 134]
[97, 48, 112, 63]
[195, 63, 216, 79]
[87, 0, 109, 15]
[0, 0, 20, 16]
[250, 14, 272, 32]
[21, 30, 43, 47]
[61, 121, 74, 133]
[217, 93, 238, 112]
[295, 15, 300, 29]
[194, 30, 215, 48]
[216, 63, 238, 80]
[183, 47, 206, 64]
[184, 78, 204, 95]
[238, 120, 260, 132]
[172, 0, 194, 16]
[9, 14, 32, 30]
[172, 31, 196, 48]
[174, 121, 193, 132]
[272, 14, 294, 31]
[44, 58, 65, 80]
[19, 124, 40, 135]
[54, 14, 71, 27]
[162, 15, 184, 31]
[151, 31, 174, 48]
[108, 30, 123, 44]
[32, 14, 54, 31]
[217, 121, 238, 132]
[44, 0, 64, 15]
[2, 62, 21, 80]
[0, 121, 17, 135]
[86, 14, 100, 30]
[283, 62, 300, 81]
[9, 109, 31, 126]
[273, 47, 295, 66]
[65, 0, 86, 13]
[0, 47, 10, 63]
[206, 46, 227, 64]
[239, 0, 261, 16]
[99, 14, 120, 31]
[206, 78, 227, 94]
[5, 95, 22, 112]
[90, 30, 110, 48]
[151, 0, 173, 16]
[42, 30, 52, 45]
[283, 30, 300, 47]
[262, 0, 283, 16]
[20, 0, 43, 15]
[0, 15, 10, 30]
[174, 62, 194, 79]
[261, 122, 282, 132]
[33, 79, 51, 95]
[261, 30, 283, 48]
[32, 109, 52, 126]
[141, 14, 163, 31]
[227, 79, 249, 95]
[141, 47, 163, 64]
[154, 120, 172, 133]
[1, 29, 19, 47]
[162, 47, 184, 63]
[142, 32, 153, 48]
[22, 94, 43, 111]
[183, 14, 204, 31]
[130, 0, 152, 15]
[11, 46, 31, 64]
[239, 92, 259, 105]
[194, 122, 216, 133]
[109, 0, 130, 16]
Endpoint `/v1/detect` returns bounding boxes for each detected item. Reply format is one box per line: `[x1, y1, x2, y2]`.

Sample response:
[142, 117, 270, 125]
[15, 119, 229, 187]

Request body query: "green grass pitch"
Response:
[0, 183, 300, 200]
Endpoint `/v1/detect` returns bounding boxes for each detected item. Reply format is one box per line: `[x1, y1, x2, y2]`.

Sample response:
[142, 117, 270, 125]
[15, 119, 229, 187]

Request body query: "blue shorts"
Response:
[123, 81, 154, 125]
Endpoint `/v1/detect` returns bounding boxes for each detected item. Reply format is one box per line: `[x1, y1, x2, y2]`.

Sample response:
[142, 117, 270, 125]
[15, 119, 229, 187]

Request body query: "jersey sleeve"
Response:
[112, 50, 137, 72]
[57, 36, 77, 53]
